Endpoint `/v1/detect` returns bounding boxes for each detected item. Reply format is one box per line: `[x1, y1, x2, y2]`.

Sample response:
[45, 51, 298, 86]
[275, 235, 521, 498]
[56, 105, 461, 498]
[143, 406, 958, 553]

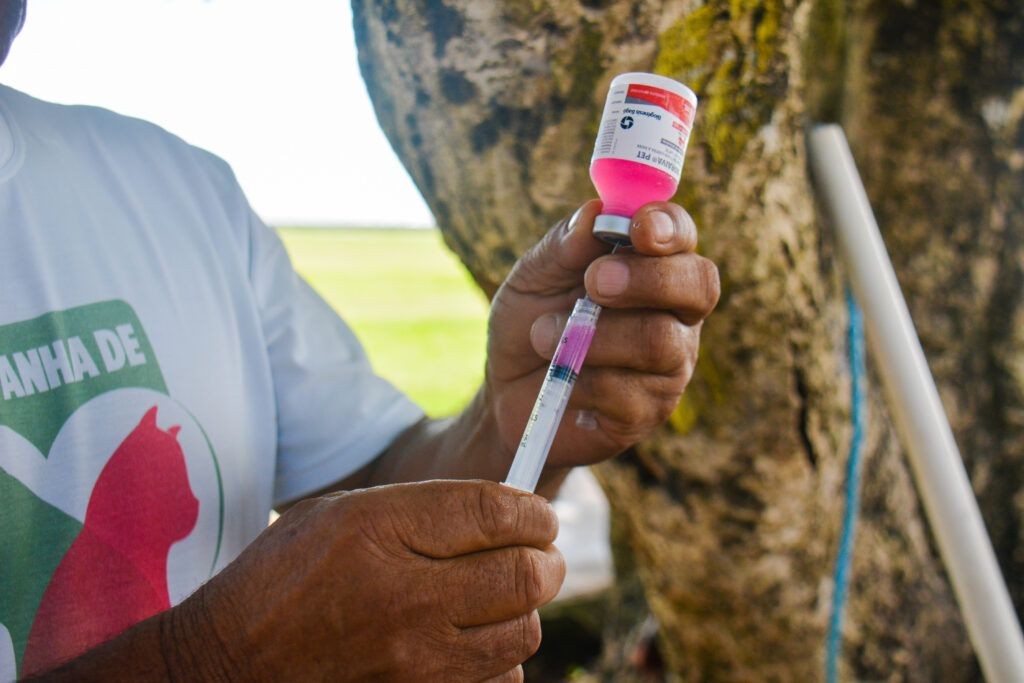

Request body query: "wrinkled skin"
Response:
[184, 480, 563, 681]
[487, 200, 719, 470]
[53, 480, 562, 682]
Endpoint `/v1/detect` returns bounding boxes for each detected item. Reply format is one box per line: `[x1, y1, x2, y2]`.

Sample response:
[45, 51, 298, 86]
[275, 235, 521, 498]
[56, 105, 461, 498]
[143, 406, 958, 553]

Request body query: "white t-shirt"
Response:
[0, 84, 424, 679]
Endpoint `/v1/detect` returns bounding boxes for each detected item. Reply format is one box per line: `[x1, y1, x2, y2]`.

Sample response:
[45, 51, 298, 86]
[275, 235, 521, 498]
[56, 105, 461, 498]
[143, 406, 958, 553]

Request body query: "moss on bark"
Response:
[655, 0, 787, 166]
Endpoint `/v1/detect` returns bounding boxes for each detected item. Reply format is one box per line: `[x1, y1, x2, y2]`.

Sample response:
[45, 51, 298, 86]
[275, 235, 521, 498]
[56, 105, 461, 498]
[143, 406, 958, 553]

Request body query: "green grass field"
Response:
[277, 228, 489, 417]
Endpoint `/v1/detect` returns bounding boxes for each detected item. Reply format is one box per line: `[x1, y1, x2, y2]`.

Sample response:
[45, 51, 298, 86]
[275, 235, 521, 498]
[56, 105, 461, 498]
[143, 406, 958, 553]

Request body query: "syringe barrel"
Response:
[503, 297, 601, 492]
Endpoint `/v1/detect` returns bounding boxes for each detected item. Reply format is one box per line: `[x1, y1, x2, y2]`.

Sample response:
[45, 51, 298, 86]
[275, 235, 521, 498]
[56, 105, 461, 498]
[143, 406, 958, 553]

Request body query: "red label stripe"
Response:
[626, 84, 695, 127]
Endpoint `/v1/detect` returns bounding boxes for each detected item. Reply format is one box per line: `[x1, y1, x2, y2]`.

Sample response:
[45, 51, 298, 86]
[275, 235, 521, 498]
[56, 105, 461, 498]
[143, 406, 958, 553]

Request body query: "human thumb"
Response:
[503, 200, 610, 295]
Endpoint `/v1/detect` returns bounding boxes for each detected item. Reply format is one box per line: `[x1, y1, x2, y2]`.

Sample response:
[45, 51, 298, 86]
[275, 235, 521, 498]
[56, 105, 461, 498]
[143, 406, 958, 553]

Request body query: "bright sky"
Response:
[1, 0, 435, 227]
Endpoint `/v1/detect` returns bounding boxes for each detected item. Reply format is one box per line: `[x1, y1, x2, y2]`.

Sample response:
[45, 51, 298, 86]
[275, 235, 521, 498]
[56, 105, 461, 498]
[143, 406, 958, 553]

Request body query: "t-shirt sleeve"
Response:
[243, 209, 425, 507]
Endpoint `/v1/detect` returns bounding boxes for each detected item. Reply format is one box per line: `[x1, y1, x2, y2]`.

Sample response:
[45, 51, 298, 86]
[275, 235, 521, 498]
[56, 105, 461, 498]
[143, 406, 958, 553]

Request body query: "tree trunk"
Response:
[352, 0, 1024, 679]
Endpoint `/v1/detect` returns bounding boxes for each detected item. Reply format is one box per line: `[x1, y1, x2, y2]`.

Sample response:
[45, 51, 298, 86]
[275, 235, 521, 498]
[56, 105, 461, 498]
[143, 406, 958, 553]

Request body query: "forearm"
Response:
[24, 616, 168, 682]
[367, 387, 571, 499]
[27, 592, 233, 682]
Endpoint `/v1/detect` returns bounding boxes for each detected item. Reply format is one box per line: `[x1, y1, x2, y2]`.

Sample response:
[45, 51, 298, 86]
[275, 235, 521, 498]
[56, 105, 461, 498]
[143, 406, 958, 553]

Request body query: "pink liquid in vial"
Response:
[589, 157, 680, 220]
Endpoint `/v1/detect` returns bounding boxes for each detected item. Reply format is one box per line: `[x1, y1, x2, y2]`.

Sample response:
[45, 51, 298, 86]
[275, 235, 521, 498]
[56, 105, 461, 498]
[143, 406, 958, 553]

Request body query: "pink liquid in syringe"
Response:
[551, 321, 598, 379]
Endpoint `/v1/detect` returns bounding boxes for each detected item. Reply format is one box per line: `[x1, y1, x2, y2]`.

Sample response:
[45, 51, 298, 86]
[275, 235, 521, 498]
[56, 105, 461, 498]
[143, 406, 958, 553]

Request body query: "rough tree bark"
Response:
[352, 0, 1024, 679]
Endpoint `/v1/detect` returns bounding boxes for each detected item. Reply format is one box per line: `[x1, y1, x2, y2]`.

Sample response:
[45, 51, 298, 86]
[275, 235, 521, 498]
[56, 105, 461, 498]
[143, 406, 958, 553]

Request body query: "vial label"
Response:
[592, 81, 695, 179]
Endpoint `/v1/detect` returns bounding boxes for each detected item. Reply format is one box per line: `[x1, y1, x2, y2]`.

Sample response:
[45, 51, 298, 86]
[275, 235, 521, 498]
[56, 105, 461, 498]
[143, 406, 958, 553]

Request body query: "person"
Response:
[0, 2, 719, 681]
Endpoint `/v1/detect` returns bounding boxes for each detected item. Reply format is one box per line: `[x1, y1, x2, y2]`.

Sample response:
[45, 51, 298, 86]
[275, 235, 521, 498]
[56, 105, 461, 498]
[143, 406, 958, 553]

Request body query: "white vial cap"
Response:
[593, 214, 632, 245]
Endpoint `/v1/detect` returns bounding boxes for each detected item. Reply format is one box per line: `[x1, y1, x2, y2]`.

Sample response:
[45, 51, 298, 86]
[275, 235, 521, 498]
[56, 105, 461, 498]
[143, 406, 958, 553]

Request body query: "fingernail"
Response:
[530, 314, 559, 355]
[595, 260, 629, 297]
[562, 206, 584, 240]
[650, 210, 676, 245]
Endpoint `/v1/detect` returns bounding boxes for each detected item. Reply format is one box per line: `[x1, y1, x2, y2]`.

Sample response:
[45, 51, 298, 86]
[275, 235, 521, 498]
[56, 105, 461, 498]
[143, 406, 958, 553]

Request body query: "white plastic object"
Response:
[504, 297, 601, 492]
[808, 124, 1024, 683]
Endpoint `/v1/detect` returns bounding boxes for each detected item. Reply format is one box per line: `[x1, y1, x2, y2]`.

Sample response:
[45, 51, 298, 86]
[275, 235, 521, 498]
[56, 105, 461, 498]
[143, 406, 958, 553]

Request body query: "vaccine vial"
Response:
[589, 73, 698, 245]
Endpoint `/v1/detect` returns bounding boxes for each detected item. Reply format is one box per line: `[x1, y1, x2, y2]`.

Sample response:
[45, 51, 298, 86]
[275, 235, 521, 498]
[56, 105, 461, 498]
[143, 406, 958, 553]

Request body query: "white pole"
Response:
[807, 124, 1024, 682]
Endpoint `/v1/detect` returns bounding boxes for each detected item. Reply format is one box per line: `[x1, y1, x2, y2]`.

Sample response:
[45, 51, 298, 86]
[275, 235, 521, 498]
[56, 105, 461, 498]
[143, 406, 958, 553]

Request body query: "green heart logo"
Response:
[0, 302, 222, 678]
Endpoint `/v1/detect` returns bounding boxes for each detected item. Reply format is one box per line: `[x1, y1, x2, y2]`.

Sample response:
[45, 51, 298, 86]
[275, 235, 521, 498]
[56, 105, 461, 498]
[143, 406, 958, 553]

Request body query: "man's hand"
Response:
[43, 481, 562, 682]
[342, 199, 717, 497]
[183, 480, 562, 681]
[486, 200, 719, 471]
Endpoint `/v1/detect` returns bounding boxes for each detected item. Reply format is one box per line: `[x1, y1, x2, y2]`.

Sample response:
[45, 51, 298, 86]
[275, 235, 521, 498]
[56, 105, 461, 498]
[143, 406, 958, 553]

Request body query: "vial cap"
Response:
[593, 214, 632, 245]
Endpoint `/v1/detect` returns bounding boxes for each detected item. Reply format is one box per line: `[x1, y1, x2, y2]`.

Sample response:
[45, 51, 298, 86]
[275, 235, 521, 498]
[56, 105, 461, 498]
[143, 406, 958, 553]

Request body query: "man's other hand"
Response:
[487, 200, 719, 471]
[167, 480, 563, 681]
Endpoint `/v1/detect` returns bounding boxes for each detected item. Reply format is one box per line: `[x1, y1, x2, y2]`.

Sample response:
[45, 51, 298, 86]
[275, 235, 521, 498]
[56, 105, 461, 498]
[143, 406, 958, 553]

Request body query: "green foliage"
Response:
[278, 228, 489, 417]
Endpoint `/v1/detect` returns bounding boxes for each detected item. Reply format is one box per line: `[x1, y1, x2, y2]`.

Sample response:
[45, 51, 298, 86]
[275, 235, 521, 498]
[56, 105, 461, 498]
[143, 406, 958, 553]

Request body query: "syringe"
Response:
[503, 295, 603, 492]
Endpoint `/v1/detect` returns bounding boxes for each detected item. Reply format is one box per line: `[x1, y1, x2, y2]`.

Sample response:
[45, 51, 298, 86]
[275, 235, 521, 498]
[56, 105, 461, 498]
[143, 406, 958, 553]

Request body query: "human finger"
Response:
[502, 200, 609, 296]
[442, 545, 565, 628]
[626, 202, 699, 256]
[366, 480, 558, 559]
[568, 367, 692, 436]
[531, 309, 698, 375]
[584, 252, 720, 324]
[455, 612, 542, 680]
[483, 664, 525, 683]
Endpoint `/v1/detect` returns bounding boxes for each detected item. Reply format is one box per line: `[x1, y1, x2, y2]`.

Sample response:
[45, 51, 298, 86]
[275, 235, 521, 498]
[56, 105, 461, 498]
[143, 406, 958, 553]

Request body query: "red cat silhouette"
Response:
[22, 406, 199, 676]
